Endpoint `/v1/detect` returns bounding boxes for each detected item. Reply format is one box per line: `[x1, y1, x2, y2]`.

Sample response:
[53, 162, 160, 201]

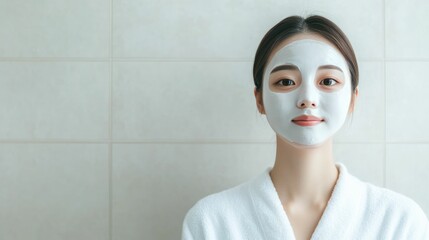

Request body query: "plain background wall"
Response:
[0, 0, 428, 239]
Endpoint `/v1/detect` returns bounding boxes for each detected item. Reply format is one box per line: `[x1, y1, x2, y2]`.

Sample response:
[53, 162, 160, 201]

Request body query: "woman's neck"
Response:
[269, 135, 339, 207]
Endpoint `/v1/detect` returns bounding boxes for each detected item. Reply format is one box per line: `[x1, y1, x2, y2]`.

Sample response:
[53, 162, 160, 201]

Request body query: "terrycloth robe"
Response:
[181, 162, 429, 239]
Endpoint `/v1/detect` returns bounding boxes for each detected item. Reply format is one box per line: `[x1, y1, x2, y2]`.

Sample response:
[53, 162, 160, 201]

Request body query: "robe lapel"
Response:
[309, 162, 366, 239]
[248, 166, 295, 239]
[248, 162, 366, 240]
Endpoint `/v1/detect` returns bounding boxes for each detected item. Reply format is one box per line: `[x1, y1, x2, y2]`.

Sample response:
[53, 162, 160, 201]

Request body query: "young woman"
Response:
[182, 15, 429, 240]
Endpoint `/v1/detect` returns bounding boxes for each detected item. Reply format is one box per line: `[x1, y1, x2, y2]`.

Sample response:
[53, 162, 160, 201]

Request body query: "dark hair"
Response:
[253, 15, 359, 93]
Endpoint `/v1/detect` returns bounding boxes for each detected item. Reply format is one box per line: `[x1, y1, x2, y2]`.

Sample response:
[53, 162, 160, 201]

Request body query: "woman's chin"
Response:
[277, 134, 332, 149]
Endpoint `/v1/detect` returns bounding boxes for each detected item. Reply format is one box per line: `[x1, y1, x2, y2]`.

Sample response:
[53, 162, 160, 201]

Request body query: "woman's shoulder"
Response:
[343, 169, 429, 238]
[181, 175, 260, 239]
[184, 176, 255, 219]
[339, 163, 427, 220]
[357, 178, 429, 234]
[363, 180, 426, 217]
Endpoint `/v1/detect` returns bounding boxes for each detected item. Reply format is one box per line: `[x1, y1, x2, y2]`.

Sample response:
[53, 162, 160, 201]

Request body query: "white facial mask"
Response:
[262, 39, 352, 146]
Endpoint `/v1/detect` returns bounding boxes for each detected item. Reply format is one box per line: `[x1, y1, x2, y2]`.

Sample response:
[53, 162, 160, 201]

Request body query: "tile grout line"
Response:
[1, 140, 428, 144]
[109, 0, 113, 239]
[3, 57, 429, 62]
[383, 0, 387, 188]
[1, 139, 429, 144]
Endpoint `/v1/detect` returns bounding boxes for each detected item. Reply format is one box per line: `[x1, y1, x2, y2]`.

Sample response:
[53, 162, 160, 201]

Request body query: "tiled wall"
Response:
[1, 0, 428, 239]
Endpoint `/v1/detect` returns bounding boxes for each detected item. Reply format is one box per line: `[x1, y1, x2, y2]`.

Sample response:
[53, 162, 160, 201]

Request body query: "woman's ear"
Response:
[254, 87, 265, 114]
[348, 87, 359, 114]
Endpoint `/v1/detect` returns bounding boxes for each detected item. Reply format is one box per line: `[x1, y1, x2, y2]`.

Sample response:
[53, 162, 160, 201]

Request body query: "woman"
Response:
[181, 15, 429, 240]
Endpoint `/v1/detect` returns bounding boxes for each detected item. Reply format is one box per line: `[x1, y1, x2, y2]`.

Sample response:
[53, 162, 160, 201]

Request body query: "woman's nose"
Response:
[297, 99, 317, 109]
[297, 84, 319, 109]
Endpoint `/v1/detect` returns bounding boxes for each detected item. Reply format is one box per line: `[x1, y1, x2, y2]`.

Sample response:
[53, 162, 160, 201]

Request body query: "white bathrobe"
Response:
[181, 162, 429, 239]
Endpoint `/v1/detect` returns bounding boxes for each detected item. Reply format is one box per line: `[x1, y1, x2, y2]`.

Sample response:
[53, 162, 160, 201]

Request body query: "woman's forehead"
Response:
[266, 39, 348, 73]
[267, 33, 341, 63]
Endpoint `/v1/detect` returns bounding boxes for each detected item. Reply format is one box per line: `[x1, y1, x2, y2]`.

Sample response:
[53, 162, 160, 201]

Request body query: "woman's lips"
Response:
[292, 115, 324, 126]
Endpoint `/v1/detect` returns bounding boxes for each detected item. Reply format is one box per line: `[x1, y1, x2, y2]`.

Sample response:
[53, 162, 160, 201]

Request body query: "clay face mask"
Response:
[262, 39, 352, 146]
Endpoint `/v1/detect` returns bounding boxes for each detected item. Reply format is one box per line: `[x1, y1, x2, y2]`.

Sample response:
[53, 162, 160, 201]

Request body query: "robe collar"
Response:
[248, 162, 366, 240]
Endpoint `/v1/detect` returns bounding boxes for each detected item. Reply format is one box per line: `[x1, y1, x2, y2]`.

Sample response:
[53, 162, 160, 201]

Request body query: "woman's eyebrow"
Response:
[318, 64, 343, 73]
[270, 64, 299, 74]
[270, 64, 343, 74]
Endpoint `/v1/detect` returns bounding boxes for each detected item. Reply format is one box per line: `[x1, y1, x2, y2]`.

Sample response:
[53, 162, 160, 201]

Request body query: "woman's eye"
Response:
[320, 78, 338, 86]
[277, 79, 295, 86]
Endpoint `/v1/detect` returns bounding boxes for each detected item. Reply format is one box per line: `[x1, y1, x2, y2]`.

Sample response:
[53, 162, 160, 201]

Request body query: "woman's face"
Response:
[257, 33, 357, 147]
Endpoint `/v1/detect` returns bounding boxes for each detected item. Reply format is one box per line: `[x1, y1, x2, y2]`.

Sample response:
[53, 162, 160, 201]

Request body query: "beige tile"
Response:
[113, 0, 306, 59]
[386, 0, 429, 59]
[112, 143, 275, 240]
[301, 0, 384, 60]
[0, 0, 109, 57]
[112, 62, 274, 141]
[386, 144, 429, 216]
[114, 0, 382, 60]
[386, 62, 429, 142]
[335, 61, 385, 142]
[334, 143, 384, 186]
[0, 62, 109, 140]
[0, 143, 109, 240]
